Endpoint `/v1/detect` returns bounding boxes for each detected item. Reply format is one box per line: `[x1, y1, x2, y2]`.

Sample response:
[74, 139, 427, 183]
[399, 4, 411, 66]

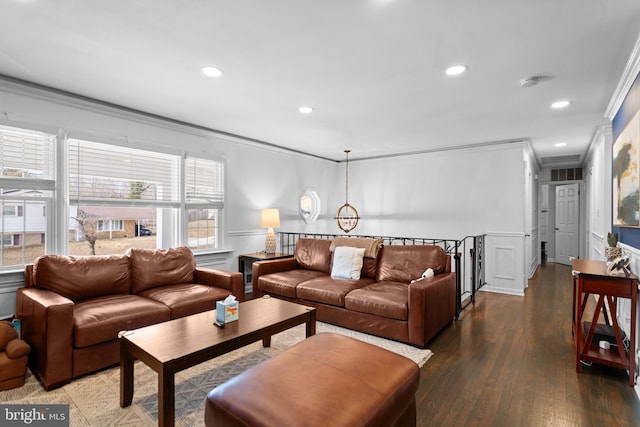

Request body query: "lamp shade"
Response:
[260, 208, 280, 228]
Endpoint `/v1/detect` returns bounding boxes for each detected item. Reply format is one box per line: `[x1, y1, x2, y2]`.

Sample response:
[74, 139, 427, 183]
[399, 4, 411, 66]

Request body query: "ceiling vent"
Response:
[551, 168, 583, 182]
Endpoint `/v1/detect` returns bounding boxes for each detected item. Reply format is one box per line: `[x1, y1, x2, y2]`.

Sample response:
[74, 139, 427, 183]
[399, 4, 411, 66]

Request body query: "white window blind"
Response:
[68, 139, 180, 206]
[185, 157, 224, 208]
[0, 125, 55, 190]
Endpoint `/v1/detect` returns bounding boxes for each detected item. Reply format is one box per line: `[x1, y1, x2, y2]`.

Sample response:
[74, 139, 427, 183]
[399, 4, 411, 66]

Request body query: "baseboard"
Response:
[479, 286, 525, 297]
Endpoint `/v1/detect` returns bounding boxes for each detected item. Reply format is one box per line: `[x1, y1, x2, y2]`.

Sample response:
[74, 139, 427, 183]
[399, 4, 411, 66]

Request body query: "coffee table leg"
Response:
[306, 309, 316, 337]
[120, 340, 134, 407]
[158, 365, 175, 427]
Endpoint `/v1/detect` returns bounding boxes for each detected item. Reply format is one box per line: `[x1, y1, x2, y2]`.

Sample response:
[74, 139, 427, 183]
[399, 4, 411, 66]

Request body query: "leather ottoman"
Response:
[205, 332, 420, 427]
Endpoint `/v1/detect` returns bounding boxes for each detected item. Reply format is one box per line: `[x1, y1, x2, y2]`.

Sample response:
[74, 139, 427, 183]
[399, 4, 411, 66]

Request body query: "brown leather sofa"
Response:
[16, 246, 243, 390]
[253, 238, 456, 348]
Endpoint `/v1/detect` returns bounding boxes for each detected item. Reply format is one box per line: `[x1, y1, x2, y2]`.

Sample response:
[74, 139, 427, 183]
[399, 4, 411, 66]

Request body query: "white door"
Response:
[555, 183, 580, 265]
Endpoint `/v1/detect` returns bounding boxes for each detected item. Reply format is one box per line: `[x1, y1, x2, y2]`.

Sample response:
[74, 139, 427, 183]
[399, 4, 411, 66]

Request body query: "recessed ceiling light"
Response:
[201, 66, 223, 78]
[551, 100, 571, 109]
[299, 106, 314, 114]
[445, 65, 468, 76]
[555, 142, 567, 148]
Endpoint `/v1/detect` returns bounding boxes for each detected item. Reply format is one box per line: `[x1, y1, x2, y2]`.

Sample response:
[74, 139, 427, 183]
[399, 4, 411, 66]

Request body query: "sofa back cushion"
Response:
[33, 254, 131, 301]
[329, 237, 381, 279]
[129, 246, 196, 294]
[295, 239, 332, 274]
[376, 245, 447, 283]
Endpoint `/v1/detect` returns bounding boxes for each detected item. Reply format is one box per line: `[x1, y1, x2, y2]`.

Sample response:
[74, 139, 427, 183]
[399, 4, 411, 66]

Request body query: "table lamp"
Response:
[261, 208, 280, 254]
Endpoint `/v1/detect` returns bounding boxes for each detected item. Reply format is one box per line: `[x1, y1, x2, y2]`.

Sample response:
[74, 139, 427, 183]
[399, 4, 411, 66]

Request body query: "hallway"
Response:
[417, 262, 640, 426]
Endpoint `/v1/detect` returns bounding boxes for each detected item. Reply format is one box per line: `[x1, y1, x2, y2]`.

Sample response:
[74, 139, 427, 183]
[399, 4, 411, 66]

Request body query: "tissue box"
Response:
[216, 300, 239, 324]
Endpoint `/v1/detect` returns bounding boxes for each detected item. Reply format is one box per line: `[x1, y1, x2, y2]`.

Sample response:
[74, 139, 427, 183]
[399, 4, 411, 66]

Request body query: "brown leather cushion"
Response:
[345, 281, 409, 321]
[73, 294, 170, 348]
[361, 257, 378, 280]
[0, 352, 28, 388]
[5, 339, 30, 359]
[294, 238, 332, 273]
[205, 333, 420, 427]
[34, 254, 131, 301]
[129, 246, 196, 294]
[377, 245, 446, 283]
[138, 283, 231, 319]
[0, 321, 17, 351]
[258, 269, 326, 298]
[296, 276, 374, 307]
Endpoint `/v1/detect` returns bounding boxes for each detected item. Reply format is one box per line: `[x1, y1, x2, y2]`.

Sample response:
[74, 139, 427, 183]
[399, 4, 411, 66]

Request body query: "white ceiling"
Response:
[1, 1, 640, 163]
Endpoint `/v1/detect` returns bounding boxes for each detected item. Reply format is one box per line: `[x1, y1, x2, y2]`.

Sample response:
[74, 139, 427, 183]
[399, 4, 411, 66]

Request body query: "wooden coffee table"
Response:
[119, 296, 316, 427]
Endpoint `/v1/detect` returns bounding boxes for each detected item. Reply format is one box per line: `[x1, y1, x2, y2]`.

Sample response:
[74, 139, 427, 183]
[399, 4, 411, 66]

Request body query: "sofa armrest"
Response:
[15, 287, 74, 390]
[252, 257, 298, 297]
[195, 267, 245, 302]
[407, 272, 456, 347]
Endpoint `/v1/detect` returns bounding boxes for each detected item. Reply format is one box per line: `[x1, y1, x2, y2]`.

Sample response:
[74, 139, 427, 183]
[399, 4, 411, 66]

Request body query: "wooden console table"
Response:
[571, 259, 638, 386]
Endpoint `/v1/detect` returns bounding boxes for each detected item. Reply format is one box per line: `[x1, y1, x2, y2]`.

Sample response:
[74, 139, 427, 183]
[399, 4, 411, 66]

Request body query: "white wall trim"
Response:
[605, 32, 640, 119]
[228, 229, 265, 237]
[480, 287, 525, 297]
[484, 232, 526, 296]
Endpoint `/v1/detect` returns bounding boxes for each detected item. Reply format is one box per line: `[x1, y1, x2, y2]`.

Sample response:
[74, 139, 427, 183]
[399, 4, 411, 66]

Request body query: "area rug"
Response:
[2, 322, 432, 427]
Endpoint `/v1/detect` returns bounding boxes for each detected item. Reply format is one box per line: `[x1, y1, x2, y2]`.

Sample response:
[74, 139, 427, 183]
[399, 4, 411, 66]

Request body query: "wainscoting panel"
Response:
[483, 232, 526, 296]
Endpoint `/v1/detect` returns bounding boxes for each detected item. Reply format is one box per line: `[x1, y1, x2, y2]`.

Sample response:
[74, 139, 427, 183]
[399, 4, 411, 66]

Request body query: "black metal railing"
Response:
[277, 232, 485, 318]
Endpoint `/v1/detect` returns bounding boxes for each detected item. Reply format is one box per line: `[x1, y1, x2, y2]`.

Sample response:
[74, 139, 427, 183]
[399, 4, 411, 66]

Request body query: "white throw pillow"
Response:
[331, 246, 365, 279]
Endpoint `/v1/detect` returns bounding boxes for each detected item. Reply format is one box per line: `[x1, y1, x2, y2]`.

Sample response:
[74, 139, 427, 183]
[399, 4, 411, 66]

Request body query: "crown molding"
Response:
[605, 32, 640, 120]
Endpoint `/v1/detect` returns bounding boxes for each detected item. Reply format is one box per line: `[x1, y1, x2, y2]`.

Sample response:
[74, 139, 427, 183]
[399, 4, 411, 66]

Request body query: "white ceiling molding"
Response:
[605, 31, 640, 120]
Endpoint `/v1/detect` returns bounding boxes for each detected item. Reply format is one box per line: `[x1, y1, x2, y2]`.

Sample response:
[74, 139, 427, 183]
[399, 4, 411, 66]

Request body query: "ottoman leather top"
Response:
[205, 332, 420, 427]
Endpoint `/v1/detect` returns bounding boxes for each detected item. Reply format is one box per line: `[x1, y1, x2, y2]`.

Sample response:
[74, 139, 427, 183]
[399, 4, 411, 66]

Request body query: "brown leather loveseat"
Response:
[16, 246, 243, 390]
[253, 238, 456, 348]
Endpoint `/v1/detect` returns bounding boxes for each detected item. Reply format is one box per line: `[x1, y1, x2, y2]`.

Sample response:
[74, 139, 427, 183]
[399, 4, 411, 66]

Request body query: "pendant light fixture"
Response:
[335, 149, 360, 233]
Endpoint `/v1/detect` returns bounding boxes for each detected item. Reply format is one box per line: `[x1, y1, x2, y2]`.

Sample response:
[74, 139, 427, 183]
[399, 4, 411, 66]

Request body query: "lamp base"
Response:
[265, 228, 276, 254]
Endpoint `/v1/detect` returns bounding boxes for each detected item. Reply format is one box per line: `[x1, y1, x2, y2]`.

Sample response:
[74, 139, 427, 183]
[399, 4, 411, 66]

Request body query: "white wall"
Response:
[346, 144, 526, 238]
[346, 143, 529, 296]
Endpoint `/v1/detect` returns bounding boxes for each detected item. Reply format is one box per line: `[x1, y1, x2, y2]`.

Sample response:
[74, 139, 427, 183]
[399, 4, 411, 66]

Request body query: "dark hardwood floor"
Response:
[417, 262, 640, 426]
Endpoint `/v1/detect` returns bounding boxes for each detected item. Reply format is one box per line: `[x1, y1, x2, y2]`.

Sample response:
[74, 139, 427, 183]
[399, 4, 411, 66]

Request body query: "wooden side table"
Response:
[571, 259, 638, 386]
[238, 253, 293, 299]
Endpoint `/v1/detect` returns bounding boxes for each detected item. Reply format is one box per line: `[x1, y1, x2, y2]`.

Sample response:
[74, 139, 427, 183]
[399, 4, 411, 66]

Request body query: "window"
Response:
[0, 124, 226, 266]
[68, 138, 179, 255]
[68, 139, 224, 255]
[97, 219, 124, 232]
[185, 157, 224, 249]
[0, 125, 55, 268]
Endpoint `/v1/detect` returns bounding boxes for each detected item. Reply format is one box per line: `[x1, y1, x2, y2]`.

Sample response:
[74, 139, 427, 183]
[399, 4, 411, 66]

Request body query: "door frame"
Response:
[538, 179, 586, 265]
